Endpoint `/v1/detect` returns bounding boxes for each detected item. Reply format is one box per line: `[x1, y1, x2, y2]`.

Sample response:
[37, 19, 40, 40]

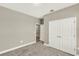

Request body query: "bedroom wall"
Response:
[43, 4, 79, 48]
[0, 6, 38, 52]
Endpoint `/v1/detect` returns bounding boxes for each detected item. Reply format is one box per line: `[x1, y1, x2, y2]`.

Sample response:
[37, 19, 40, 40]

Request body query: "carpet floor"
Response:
[0, 42, 73, 56]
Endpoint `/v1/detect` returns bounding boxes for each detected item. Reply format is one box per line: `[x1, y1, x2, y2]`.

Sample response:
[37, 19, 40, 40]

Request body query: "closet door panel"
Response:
[49, 21, 58, 48]
[61, 17, 76, 55]
[49, 20, 62, 50]
[49, 17, 76, 55]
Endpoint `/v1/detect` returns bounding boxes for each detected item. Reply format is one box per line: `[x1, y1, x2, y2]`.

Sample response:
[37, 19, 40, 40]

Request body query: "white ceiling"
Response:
[0, 3, 76, 18]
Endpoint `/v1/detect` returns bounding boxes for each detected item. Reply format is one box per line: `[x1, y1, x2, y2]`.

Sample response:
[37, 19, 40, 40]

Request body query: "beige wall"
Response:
[0, 6, 38, 52]
[43, 4, 79, 48]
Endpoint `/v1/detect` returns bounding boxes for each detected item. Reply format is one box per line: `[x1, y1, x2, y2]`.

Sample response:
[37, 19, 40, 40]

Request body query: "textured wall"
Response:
[0, 6, 38, 52]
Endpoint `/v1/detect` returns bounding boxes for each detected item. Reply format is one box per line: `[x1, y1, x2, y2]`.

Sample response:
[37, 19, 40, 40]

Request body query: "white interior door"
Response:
[49, 17, 76, 55]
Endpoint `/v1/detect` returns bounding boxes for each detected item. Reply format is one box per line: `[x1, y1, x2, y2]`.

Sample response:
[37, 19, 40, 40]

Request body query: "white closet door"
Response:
[61, 17, 76, 55]
[49, 20, 62, 50]
[49, 17, 76, 55]
[49, 21, 58, 48]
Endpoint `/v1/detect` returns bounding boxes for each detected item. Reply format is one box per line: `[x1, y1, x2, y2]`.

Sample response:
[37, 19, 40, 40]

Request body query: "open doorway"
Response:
[36, 24, 40, 42]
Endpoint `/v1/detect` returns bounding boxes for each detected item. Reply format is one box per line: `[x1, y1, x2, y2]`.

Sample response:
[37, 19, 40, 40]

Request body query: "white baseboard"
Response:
[44, 43, 50, 47]
[0, 41, 36, 54]
[44, 43, 53, 48]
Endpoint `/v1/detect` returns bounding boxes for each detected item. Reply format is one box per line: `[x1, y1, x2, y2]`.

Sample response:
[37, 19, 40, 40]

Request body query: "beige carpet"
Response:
[0, 42, 73, 56]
